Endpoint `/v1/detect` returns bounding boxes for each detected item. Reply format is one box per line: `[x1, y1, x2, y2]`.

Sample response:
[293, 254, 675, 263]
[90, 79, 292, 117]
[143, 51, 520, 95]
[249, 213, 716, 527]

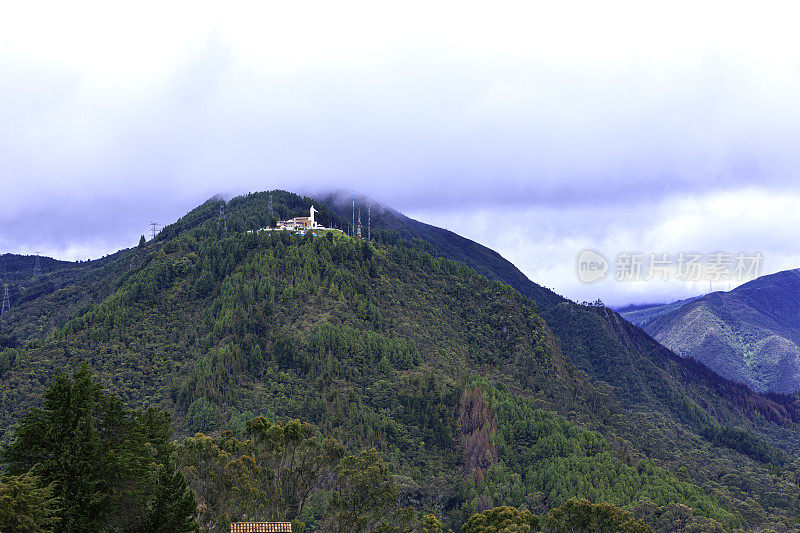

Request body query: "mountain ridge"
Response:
[622, 268, 800, 394]
[1, 190, 799, 530]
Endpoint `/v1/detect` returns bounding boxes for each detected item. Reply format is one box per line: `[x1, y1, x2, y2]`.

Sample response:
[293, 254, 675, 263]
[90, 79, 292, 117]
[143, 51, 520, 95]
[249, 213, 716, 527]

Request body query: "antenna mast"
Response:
[357, 207, 362, 239]
[149, 221, 160, 241]
[1, 283, 9, 315]
[33, 252, 42, 277]
[368, 203, 371, 242]
[352, 192, 355, 237]
[218, 201, 227, 232]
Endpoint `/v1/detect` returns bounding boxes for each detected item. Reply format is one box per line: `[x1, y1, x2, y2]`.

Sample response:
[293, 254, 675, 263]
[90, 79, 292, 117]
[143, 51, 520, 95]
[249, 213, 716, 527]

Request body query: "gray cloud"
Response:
[3, 3, 800, 303]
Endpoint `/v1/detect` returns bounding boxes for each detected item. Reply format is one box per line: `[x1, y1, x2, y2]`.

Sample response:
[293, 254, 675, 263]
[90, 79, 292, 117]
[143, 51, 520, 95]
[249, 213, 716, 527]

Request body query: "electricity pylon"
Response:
[33, 252, 42, 277]
[1, 283, 10, 315]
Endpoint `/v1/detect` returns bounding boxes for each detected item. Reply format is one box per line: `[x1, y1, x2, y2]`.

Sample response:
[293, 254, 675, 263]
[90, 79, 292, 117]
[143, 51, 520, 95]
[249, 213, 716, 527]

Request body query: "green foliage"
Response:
[461, 506, 537, 533]
[1, 366, 196, 532]
[140, 465, 199, 533]
[456, 379, 740, 527]
[139, 235, 146, 248]
[323, 448, 411, 533]
[540, 499, 652, 532]
[2, 190, 800, 531]
[415, 513, 448, 533]
[629, 499, 725, 533]
[188, 397, 217, 434]
[2, 366, 123, 529]
[246, 417, 346, 519]
[0, 471, 59, 533]
[308, 323, 420, 371]
[175, 419, 421, 533]
[0, 348, 16, 377]
[176, 419, 345, 531]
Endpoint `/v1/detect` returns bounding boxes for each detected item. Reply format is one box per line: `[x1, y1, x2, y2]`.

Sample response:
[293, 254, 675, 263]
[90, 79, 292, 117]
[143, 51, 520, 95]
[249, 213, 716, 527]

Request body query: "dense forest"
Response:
[2, 190, 800, 531]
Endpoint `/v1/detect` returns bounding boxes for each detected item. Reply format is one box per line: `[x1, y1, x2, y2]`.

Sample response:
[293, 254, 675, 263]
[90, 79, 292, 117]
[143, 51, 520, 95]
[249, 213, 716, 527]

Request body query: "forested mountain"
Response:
[318, 193, 567, 310]
[329, 193, 800, 450]
[0, 252, 127, 352]
[1, 190, 800, 531]
[621, 269, 800, 394]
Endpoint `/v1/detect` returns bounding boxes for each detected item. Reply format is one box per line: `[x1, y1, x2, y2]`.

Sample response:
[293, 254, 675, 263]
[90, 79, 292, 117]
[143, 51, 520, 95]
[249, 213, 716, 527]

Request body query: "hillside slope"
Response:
[1, 191, 799, 530]
[0, 252, 128, 348]
[325, 194, 800, 445]
[621, 269, 800, 394]
[319, 193, 567, 310]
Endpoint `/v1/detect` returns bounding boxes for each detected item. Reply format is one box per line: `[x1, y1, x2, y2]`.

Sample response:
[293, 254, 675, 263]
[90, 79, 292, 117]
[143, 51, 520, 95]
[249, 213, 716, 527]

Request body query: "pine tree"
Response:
[2, 365, 119, 530]
[141, 463, 198, 533]
[138, 235, 146, 248]
[1, 366, 199, 532]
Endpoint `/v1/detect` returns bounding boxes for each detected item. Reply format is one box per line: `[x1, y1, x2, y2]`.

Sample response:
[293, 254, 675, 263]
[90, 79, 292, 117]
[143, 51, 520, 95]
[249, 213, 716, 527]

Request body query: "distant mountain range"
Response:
[621, 269, 800, 394]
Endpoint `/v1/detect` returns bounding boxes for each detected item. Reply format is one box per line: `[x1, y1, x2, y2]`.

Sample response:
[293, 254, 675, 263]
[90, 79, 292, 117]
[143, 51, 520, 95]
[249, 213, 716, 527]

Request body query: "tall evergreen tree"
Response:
[141, 464, 198, 533]
[2, 365, 121, 530]
[1, 366, 197, 532]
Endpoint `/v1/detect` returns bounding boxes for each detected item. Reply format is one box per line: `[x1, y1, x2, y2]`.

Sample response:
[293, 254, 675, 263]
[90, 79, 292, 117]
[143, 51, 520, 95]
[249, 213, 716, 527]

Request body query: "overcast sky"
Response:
[3, 1, 800, 306]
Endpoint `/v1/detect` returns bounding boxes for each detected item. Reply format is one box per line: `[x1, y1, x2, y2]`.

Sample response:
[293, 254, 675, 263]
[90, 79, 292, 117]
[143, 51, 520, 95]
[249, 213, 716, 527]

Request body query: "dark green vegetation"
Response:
[0, 367, 446, 533]
[0, 470, 60, 532]
[0, 252, 122, 346]
[318, 193, 565, 310]
[621, 269, 800, 393]
[175, 417, 417, 532]
[539, 500, 652, 532]
[1, 366, 196, 532]
[1, 190, 800, 531]
[461, 501, 654, 533]
[461, 506, 539, 532]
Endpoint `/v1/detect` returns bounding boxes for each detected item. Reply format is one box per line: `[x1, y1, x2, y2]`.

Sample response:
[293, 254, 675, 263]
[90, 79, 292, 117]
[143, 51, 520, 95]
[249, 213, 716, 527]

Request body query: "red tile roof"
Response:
[230, 523, 292, 533]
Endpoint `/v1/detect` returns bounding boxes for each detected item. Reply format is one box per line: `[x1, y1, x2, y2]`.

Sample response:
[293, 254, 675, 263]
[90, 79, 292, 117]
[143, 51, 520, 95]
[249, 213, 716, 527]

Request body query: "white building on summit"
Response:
[268, 205, 342, 234]
[250, 205, 343, 235]
[276, 205, 323, 231]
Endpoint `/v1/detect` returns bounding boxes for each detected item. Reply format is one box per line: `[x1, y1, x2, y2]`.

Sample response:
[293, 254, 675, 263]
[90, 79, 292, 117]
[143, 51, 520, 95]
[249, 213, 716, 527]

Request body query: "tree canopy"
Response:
[1, 366, 196, 532]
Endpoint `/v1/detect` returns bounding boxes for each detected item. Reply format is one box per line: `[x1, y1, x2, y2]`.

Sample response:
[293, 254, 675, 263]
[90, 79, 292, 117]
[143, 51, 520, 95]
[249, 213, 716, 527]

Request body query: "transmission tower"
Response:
[352, 191, 355, 237]
[367, 203, 371, 242]
[268, 194, 274, 225]
[357, 207, 362, 239]
[1, 283, 10, 315]
[33, 252, 42, 277]
[218, 201, 227, 232]
[149, 221, 160, 241]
